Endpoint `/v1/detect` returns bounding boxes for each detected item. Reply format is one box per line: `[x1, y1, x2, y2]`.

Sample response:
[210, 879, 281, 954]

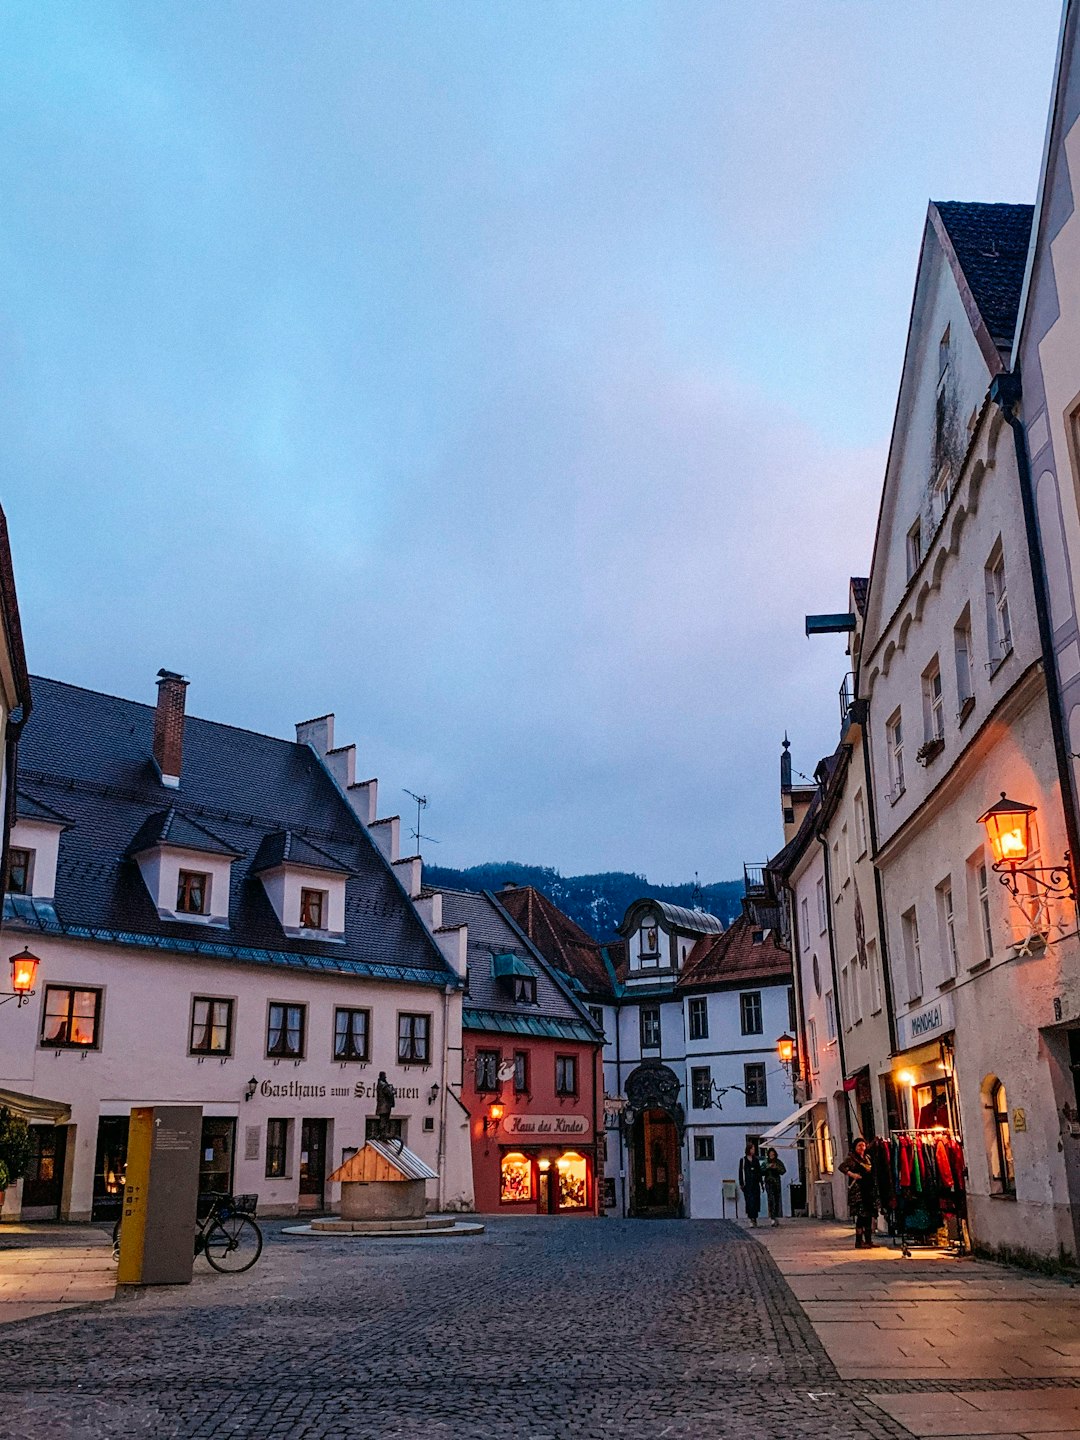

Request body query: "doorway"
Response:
[630, 1108, 681, 1216]
[299, 1119, 328, 1211]
[92, 1116, 129, 1222]
[22, 1125, 68, 1219]
[199, 1118, 236, 1197]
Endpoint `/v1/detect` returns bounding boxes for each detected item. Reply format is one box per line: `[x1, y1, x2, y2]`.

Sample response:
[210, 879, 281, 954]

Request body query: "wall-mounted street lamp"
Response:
[0, 947, 39, 1008]
[244, 1076, 258, 1102]
[428, 1082, 440, 1105]
[977, 793, 1075, 901]
[776, 1033, 796, 1067]
[483, 1102, 504, 1136]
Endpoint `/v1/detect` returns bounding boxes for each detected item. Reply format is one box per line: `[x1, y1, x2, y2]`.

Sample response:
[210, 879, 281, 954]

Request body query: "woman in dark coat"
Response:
[739, 1141, 763, 1227]
[763, 1147, 787, 1226]
[839, 1137, 878, 1247]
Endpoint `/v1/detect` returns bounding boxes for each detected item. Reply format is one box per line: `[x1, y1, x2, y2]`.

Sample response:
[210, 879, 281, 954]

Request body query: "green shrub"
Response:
[0, 1108, 32, 1193]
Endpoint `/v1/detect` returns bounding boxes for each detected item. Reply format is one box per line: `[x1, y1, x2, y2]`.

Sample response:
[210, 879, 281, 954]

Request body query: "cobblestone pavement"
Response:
[0, 1218, 937, 1440]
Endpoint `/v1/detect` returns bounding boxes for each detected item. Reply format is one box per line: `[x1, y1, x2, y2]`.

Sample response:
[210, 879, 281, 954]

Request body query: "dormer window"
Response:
[300, 887, 327, 930]
[177, 870, 209, 916]
[514, 976, 537, 1005]
[6, 847, 32, 895]
[492, 952, 538, 1002]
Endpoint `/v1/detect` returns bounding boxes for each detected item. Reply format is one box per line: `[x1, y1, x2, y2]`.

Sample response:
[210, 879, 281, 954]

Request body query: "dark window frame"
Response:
[40, 985, 102, 1050]
[176, 869, 209, 916]
[333, 1006, 370, 1062]
[687, 996, 709, 1041]
[265, 1118, 289, 1178]
[640, 1006, 661, 1049]
[555, 1054, 578, 1096]
[740, 991, 763, 1036]
[690, 1065, 712, 1110]
[744, 1062, 768, 1107]
[189, 995, 234, 1056]
[6, 846, 32, 895]
[693, 1135, 715, 1161]
[397, 1011, 432, 1065]
[266, 1001, 306, 1059]
[475, 1048, 500, 1093]
[299, 886, 328, 930]
[513, 1049, 529, 1094]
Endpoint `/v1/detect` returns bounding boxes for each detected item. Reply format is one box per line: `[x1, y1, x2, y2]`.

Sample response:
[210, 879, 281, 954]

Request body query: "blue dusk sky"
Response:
[1, 2, 1064, 881]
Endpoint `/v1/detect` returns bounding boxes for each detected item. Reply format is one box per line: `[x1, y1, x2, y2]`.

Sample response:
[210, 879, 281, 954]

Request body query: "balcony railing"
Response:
[839, 672, 856, 725]
[743, 863, 770, 900]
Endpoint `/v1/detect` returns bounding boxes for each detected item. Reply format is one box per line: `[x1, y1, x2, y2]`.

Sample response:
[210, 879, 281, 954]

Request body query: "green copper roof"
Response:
[491, 951, 536, 979]
[463, 1007, 597, 1042]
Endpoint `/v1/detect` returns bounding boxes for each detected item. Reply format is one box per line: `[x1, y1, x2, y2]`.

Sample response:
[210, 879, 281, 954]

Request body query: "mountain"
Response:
[421, 861, 744, 942]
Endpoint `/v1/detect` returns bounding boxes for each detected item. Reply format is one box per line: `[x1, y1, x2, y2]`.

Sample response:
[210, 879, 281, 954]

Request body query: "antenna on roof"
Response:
[403, 788, 440, 848]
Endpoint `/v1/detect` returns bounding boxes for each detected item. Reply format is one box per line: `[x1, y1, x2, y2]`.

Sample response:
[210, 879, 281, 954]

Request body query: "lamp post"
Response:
[977, 792, 1075, 901]
[0, 947, 39, 1007]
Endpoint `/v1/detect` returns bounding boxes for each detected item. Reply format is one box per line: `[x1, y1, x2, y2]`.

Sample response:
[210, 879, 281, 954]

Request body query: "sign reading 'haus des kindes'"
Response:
[896, 992, 955, 1052]
[258, 1079, 423, 1101]
[501, 1114, 589, 1138]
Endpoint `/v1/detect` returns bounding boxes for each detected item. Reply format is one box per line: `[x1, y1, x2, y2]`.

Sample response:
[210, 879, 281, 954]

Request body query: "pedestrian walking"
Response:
[763, 1147, 786, 1226]
[739, 1140, 763, 1227]
[838, 1137, 878, 1247]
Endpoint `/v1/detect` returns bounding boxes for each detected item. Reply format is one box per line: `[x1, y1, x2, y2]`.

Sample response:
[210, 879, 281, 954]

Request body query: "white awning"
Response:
[758, 1098, 819, 1143]
[0, 1088, 71, 1124]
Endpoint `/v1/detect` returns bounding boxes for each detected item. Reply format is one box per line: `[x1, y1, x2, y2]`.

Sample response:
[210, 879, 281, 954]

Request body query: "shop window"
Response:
[740, 991, 762, 1035]
[176, 869, 209, 916]
[691, 1066, 712, 1110]
[41, 986, 101, 1049]
[500, 1152, 532, 1204]
[475, 1048, 500, 1092]
[397, 1012, 431, 1064]
[556, 1151, 588, 1209]
[693, 1135, 715, 1161]
[265, 1118, 290, 1179]
[687, 996, 708, 1040]
[6, 846, 32, 895]
[513, 1050, 529, 1094]
[555, 1054, 577, 1096]
[640, 1006, 661, 1049]
[190, 996, 233, 1055]
[267, 1002, 305, 1059]
[988, 1078, 1015, 1195]
[299, 887, 327, 930]
[333, 1007, 370, 1062]
[744, 1063, 767, 1107]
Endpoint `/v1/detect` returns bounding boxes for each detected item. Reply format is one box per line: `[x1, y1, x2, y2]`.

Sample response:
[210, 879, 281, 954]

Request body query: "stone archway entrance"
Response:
[624, 1062, 684, 1218]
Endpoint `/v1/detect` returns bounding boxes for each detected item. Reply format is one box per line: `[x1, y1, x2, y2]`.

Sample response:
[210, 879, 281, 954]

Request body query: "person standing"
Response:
[839, 1137, 878, 1247]
[763, 1147, 786, 1226]
[739, 1140, 763, 1227]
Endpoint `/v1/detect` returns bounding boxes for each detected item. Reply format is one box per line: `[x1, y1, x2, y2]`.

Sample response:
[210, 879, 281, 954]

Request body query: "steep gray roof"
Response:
[935, 202, 1034, 346]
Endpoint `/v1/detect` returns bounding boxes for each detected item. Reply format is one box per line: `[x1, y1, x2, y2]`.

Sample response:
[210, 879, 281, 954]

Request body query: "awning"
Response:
[759, 1098, 819, 1143]
[0, 1088, 71, 1124]
[492, 952, 536, 979]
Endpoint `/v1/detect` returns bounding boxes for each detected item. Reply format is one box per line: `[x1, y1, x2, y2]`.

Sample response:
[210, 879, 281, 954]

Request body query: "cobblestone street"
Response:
[0, 1218, 944, 1440]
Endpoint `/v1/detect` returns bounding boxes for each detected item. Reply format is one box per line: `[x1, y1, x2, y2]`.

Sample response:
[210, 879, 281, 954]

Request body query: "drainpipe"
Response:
[436, 984, 452, 1212]
[817, 831, 854, 1147]
[855, 701, 900, 1059]
[991, 369, 1080, 892]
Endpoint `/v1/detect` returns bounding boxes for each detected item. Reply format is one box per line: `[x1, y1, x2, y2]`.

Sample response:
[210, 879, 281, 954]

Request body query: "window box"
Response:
[957, 694, 976, 728]
[915, 737, 944, 767]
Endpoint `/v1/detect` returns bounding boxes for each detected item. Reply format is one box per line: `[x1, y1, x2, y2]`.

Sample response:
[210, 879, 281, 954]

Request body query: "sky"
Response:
[1, 1, 1065, 882]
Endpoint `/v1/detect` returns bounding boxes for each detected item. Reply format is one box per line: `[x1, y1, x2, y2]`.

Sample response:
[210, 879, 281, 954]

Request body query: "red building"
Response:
[440, 888, 604, 1215]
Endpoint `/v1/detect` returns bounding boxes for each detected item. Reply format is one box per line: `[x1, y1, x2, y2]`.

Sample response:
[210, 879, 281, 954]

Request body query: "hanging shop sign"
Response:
[501, 1113, 589, 1138]
[896, 993, 955, 1052]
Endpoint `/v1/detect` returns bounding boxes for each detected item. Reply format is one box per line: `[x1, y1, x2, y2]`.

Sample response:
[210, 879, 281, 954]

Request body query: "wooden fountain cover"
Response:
[328, 1138, 439, 1184]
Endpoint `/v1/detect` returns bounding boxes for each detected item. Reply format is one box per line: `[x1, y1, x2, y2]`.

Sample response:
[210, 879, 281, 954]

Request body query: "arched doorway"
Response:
[624, 1062, 684, 1218]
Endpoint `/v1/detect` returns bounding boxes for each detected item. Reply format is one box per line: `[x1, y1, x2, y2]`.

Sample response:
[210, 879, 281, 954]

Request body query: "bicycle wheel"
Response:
[203, 1213, 263, 1273]
[111, 1216, 121, 1260]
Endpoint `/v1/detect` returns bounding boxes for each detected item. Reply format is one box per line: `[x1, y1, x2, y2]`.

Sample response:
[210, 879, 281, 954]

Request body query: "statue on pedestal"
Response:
[375, 1071, 397, 1141]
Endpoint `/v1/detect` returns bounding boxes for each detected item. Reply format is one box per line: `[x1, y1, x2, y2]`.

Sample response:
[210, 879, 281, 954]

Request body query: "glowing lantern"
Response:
[776, 1033, 796, 1066]
[9, 947, 38, 995]
[978, 793, 1036, 866]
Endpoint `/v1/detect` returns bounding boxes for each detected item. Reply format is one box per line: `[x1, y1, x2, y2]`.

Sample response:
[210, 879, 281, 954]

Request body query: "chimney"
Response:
[153, 669, 189, 788]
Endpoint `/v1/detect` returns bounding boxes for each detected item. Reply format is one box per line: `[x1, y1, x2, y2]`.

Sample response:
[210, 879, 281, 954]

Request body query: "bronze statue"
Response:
[375, 1071, 396, 1140]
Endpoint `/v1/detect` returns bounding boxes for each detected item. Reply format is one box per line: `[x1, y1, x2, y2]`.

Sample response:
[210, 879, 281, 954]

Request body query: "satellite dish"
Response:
[497, 1060, 517, 1082]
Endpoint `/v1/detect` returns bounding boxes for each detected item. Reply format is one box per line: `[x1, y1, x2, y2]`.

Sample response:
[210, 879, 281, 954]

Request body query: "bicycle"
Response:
[112, 1192, 264, 1274]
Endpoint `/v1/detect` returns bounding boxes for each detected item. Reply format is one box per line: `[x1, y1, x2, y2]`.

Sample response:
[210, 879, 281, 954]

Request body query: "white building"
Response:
[0, 671, 474, 1220]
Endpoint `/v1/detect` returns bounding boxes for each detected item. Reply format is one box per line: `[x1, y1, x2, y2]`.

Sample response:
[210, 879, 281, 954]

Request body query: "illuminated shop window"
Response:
[556, 1151, 588, 1210]
[500, 1152, 532, 1204]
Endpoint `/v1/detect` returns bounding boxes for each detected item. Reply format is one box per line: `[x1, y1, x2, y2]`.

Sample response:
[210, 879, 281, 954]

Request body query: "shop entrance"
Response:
[299, 1119, 328, 1210]
[199, 1118, 236, 1196]
[630, 1109, 681, 1217]
[92, 1116, 129, 1221]
[22, 1125, 68, 1218]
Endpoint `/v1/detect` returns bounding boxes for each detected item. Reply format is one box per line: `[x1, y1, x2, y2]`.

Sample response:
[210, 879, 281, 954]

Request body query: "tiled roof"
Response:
[851, 577, 869, 616]
[15, 790, 72, 827]
[251, 829, 352, 875]
[126, 807, 240, 859]
[13, 676, 454, 985]
[934, 202, 1034, 344]
[678, 912, 792, 991]
[440, 888, 600, 1036]
[496, 884, 621, 999]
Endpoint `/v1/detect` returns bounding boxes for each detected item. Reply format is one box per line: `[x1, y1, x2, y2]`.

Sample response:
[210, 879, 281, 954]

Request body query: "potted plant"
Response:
[0, 1107, 32, 1214]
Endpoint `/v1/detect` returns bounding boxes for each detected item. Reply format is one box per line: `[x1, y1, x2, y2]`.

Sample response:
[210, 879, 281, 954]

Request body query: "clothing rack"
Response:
[878, 1130, 968, 1259]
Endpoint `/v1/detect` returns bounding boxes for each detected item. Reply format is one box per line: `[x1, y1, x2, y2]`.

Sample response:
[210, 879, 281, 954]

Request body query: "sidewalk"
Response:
[0, 1224, 116, 1324]
[747, 1216, 1080, 1439]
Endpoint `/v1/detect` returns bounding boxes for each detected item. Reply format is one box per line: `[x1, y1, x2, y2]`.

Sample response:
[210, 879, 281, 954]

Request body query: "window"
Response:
[267, 1002, 305, 1058]
[587, 1004, 605, 1034]
[922, 657, 944, 743]
[333, 1007, 370, 1062]
[265, 1118, 289, 1179]
[816, 877, 827, 934]
[977, 861, 994, 960]
[938, 323, 951, 382]
[807, 1017, 820, 1074]
[740, 992, 763, 1036]
[513, 976, 537, 1004]
[825, 990, 837, 1042]
[812, 952, 821, 997]
[787, 986, 797, 1031]
[849, 955, 862, 1024]
[190, 997, 233, 1055]
[687, 996, 709, 1040]
[907, 519, 923, 578]
[840, 964, 850, 1030]
[938, 879, 958, 981]
[800, 897, 810, 947]
[500, 1152, 532, 1203]
[640, 1006, 661, 1049]
[556, 1151, 588, 1209]
[41, 986, 101, 1049]
[475, 1048, 500, 1092]
[397, 1012, 431, 1064]
[887, 709, 905, 798]
[990, 1078, 1015, 1195]
[176, 870, 209, 915]
[691, 1066, 712, 1109]
[6, 847, 32, 895]
[933, 464, 952, 524]
[299, 887, 327, 930]
[555, 1054, 578, 1095]
[986, 543, 1012, 662]
[744, 1063, 767, 1107]
[513, 1050, 529, 1094]
[854, 791, 868, 857]
[954, 610, 974, 712]
[693, 1135, 715, 1161]
[841, 823, 851, 884]
[867, 938, 883, 1015]
[818, 1119, 835, 1175]
[902, 906, 922, 1001]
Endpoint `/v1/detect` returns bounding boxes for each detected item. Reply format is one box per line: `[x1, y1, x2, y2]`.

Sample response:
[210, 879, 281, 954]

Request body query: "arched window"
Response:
[990, 1078, 1015, 1195]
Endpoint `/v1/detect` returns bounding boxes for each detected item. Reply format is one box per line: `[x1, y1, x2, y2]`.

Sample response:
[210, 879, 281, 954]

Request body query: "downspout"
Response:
[855, 701, 900, 1057]
[436, 984, 452, 1211]
[817, 831, 854, 1144]
[991, 370, 1080, 890]
[0, 708, 26, 933]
